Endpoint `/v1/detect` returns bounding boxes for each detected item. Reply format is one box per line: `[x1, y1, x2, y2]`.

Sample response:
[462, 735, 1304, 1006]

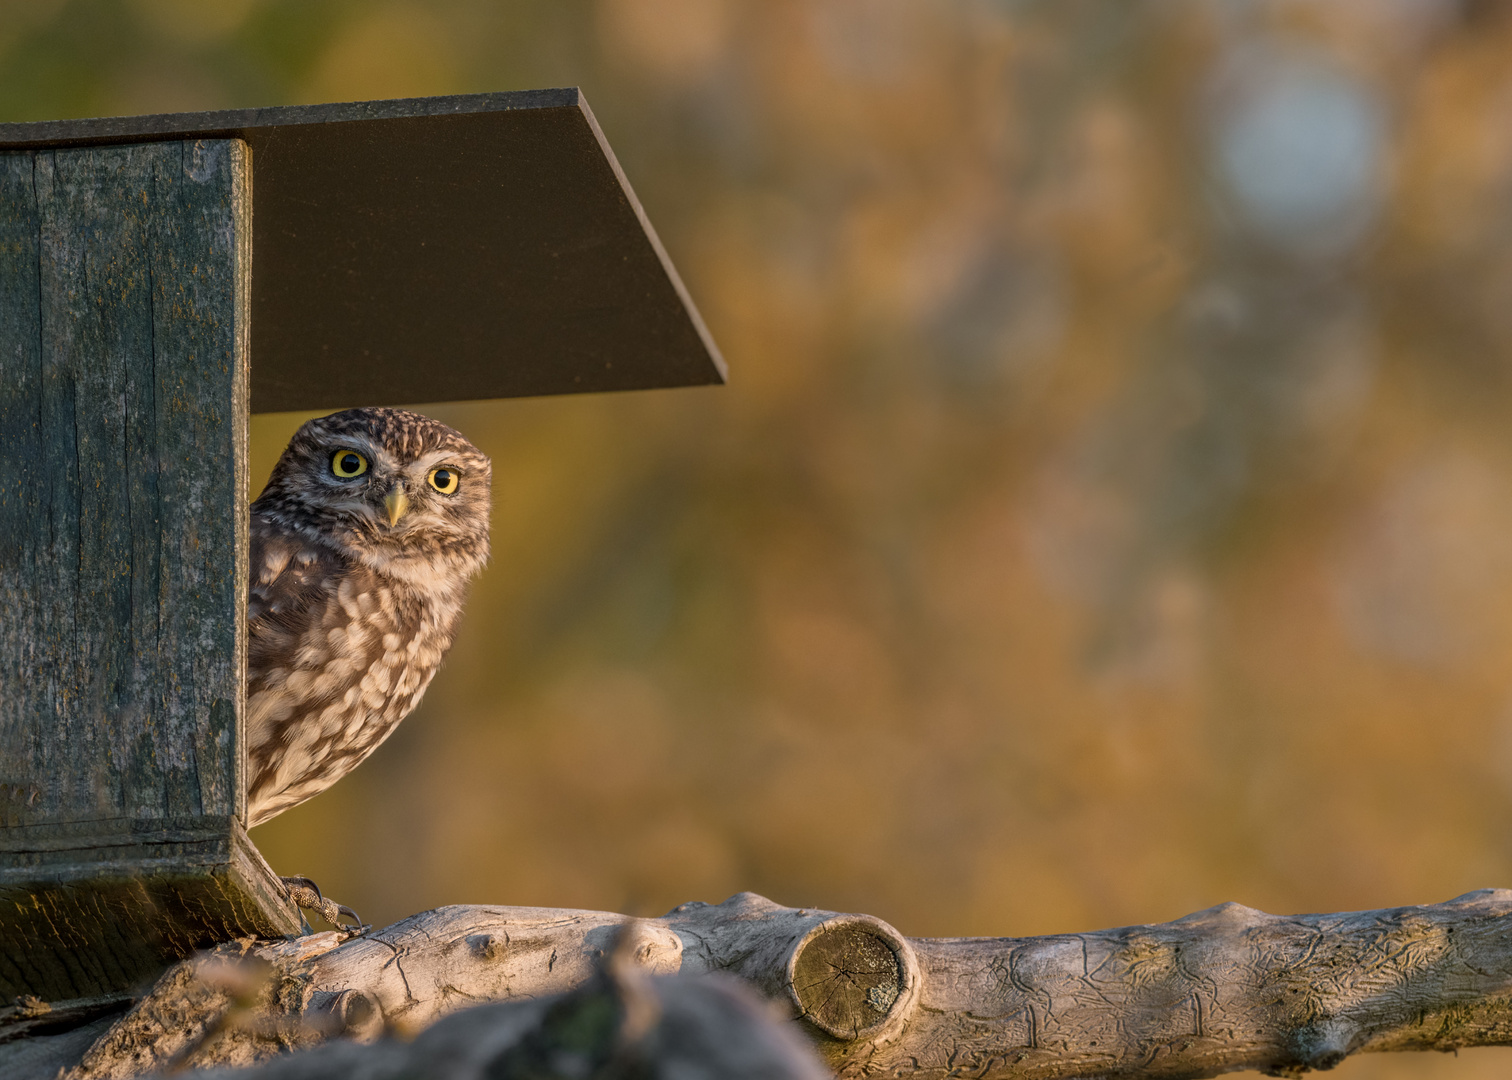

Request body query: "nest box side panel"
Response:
[0, 139, 298, 1006]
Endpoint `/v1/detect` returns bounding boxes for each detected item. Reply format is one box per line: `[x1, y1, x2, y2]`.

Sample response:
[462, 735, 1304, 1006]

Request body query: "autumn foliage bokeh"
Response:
[8, 3, 1512, 1076]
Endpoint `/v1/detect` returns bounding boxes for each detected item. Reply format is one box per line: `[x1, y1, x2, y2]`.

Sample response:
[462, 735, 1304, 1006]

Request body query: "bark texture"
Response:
[8, 888, 1512, 1079]
[173, 930, 829, 1080]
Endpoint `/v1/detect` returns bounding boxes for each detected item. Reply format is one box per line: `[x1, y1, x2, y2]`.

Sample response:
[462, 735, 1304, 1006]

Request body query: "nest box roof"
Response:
[0, 89, 726, 412]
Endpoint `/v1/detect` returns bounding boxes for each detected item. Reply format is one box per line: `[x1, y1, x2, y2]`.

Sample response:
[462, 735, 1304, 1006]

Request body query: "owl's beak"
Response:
[383, 488, 409, 527]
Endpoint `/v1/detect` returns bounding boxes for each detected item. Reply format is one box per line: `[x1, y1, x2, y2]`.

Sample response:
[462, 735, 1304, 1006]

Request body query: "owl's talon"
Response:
[332, 902, 369, 936]
[280, 876, 370, 937]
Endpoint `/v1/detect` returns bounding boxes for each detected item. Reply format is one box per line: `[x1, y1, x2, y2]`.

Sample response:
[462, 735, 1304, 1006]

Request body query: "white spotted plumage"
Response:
[245, 408, 490, 827]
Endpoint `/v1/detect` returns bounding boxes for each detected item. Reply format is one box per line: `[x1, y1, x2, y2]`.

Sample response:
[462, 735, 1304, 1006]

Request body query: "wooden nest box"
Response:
[0, 91, 724, 1009]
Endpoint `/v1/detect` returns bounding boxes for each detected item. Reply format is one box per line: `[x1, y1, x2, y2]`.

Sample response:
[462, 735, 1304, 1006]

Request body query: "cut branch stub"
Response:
[786, 914, 918, 1040]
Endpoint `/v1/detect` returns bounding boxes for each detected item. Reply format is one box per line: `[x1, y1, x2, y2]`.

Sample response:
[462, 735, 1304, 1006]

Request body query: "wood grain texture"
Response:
[0, 138, 298, 1007]
[0, 139, 245, 827]
[41, 891, 1512, 1079]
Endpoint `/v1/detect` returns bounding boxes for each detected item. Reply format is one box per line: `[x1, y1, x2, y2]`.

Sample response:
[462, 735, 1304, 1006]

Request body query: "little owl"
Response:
[246, 407, 490, 828]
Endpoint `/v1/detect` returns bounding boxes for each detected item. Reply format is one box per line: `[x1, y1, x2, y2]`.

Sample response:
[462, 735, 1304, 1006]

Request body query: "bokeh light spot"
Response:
[1212, 49, 1387, 257]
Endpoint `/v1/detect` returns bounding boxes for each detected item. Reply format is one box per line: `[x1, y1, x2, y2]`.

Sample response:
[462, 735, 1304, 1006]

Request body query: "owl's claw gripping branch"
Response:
[280, 876, 371, 937]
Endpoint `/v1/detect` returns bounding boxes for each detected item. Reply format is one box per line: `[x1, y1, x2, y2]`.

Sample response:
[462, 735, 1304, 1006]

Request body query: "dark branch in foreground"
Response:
[7, 889, 1512, 1078]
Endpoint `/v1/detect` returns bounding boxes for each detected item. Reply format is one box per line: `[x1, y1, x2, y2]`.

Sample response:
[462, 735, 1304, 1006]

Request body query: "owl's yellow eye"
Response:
[428, 467, 459, 494]
[331, 450, 368, 478]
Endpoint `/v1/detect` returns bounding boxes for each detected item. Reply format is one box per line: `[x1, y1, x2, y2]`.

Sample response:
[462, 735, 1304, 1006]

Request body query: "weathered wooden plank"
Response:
[16, 142, 236, 824]
[0, 139, 298, 1006]
[144, 139, 250, 824]
[0, 148, 49, 829]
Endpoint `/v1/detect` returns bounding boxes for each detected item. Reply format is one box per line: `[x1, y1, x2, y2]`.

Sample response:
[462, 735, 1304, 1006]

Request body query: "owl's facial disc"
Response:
[257, 408, 490, 578]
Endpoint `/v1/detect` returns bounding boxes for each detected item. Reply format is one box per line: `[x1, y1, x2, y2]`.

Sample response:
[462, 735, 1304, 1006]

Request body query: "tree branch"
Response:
[20, 889, 1512, 1078]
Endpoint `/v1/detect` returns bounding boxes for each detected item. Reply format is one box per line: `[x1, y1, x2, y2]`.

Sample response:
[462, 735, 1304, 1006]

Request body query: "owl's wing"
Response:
[247, 514, 347, 642]
[245, 514, 417, 826]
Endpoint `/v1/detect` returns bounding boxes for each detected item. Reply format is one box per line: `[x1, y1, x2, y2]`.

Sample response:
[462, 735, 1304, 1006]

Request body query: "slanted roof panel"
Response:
[0, 90, 726, 412]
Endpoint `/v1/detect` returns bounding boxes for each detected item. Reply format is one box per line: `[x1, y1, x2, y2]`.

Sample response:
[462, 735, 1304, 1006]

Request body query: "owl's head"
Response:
[255, 407, 491, 581]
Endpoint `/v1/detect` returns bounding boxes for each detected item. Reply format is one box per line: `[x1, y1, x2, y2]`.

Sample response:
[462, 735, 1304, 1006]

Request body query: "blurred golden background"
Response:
[9, 1, 1512, 1075]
